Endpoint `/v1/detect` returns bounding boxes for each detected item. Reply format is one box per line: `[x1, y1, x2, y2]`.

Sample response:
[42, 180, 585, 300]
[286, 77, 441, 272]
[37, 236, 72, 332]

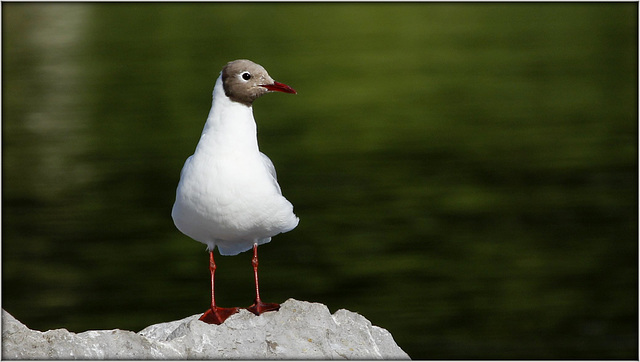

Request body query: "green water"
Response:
[3, 3, 637, 359]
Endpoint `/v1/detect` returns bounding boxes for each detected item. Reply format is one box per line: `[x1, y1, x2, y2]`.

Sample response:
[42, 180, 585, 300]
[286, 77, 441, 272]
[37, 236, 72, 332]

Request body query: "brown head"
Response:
[221, 59, 296, 106]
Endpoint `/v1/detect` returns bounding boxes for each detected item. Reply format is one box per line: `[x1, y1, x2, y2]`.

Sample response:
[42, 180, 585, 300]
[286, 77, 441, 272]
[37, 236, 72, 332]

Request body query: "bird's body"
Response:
[172, 74, 298, 256]
[171, 59, 299, 324]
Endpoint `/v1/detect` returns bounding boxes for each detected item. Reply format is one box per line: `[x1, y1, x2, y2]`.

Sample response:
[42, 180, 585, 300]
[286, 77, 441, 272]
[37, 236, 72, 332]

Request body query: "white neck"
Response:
[196, 75, 259, 155]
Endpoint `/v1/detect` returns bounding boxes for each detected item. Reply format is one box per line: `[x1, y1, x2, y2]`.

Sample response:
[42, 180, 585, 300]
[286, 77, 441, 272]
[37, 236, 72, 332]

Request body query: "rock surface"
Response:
[2, 299, 410, 359]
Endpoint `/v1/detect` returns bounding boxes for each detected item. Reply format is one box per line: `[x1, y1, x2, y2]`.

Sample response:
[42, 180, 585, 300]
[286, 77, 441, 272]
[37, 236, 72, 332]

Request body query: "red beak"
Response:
[260, 81, 297, 94]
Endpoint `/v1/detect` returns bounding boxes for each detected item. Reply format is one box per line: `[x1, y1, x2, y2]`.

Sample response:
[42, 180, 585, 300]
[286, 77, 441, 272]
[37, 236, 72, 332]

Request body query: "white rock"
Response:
[2, 299, 410, 359]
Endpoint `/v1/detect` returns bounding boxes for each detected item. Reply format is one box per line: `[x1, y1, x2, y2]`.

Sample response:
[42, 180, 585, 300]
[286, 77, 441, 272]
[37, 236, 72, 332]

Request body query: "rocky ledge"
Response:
[2, 299, 410, 359]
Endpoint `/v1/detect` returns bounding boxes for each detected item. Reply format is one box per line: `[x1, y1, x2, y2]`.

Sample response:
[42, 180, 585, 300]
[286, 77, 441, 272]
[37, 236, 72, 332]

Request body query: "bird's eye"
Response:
[241, 72, 251, 81]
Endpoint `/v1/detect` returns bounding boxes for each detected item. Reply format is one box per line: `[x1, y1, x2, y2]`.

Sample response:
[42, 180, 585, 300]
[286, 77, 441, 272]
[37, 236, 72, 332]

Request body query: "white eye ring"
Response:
[241, 72, 251, 81]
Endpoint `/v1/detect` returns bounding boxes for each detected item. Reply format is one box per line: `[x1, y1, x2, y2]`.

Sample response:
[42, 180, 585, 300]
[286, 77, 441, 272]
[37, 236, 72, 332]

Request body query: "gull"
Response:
[171, 59, 299, 324]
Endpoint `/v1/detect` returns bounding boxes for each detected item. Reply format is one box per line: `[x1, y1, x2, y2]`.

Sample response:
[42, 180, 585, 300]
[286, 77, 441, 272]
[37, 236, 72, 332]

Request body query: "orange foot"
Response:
[199, 306, 240, 325]
[246, 301, 280, 316]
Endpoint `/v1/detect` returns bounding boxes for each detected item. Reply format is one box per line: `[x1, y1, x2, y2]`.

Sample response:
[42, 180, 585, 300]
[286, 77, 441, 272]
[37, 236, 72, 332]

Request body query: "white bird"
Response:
[171, 59, 299, 324]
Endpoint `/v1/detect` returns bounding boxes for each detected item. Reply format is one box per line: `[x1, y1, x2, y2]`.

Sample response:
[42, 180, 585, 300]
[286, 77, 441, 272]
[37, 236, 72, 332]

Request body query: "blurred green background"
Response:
[2, 3, 637, 359]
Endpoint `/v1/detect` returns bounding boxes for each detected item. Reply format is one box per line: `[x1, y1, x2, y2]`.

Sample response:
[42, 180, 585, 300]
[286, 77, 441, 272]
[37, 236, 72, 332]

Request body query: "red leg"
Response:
[246, 243, 280, 316]
[199, 250, 239, 324]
